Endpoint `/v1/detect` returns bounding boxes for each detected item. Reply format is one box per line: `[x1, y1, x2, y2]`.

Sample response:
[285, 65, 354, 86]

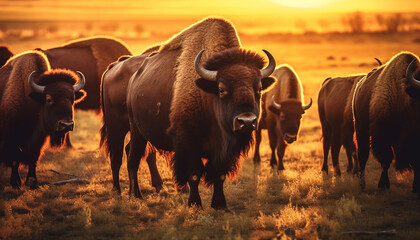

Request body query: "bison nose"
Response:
[56, 120, 74, 132]
[233, 112, 257, 132]
[284, 133, 297, 144]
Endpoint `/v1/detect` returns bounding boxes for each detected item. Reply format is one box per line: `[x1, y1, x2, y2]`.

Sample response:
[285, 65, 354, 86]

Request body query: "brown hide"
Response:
[318, 74, 364, 175]
[42, 36, 132, 110]
[353, 51, 420, 193]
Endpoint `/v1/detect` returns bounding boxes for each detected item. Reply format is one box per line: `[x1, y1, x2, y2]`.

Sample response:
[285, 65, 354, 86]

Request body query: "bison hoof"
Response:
[25, 177, 38, 189]
[11, 178, 22, 189]
[188, 198, 202, 209]
[277, 165, 285, 171]
[112, 186, 121, 194]
[211, 201, 227, 210]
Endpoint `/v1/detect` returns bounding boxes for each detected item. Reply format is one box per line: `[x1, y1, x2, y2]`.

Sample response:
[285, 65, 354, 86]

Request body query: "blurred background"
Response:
[1, 0, 420, 54]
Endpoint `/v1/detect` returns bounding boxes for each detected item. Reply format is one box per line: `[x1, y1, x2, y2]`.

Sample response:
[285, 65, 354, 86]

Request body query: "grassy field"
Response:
[1, 27, 420, 240]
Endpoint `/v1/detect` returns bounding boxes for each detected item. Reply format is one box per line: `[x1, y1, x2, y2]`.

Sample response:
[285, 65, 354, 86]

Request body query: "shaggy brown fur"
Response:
[353, 51, 420, 193]
[0, 51, 86, 189]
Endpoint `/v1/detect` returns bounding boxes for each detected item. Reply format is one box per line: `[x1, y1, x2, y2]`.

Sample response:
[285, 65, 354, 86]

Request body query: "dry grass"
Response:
[1, 30, 420, 240]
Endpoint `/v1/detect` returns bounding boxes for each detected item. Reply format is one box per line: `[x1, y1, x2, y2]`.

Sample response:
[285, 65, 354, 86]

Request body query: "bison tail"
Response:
[99, 124, 110, 156]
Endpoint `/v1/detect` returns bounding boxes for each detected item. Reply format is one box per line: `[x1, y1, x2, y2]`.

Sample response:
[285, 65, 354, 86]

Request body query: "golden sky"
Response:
[0, 0, 419, 21]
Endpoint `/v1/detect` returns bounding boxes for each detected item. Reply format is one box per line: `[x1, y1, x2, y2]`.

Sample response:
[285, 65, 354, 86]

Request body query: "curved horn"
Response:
[261, 49, 276, 78]
[374, 58, 382, 66]
[407, 59, 420, 90]
[302, 98, 313, 111]
[194, 50, 217, 81]
[28, 71, 45, 93]
[271, 95, 281, 110]
[73, 71, 86, 92]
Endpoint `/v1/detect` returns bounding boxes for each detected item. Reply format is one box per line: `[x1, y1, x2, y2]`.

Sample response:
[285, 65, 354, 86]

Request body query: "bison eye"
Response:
[45, 94, 54, 106]
[218, 83, 229, 98]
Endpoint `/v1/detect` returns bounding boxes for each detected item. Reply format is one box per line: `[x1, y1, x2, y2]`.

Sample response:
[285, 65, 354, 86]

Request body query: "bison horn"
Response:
[374, 58, 382, 66]
[28, 71, 45, 93]
[261, 49, 276, 78]
[195, 50, 217, 81]
[271, 95, 281, 110]
[407, 59, 420, 90]
[302, 98, 313, 111]
[73, 71, 86, 92]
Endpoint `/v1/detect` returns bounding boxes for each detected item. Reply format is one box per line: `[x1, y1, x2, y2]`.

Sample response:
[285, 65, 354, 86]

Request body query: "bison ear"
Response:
[75, 89, 87, 104]
[268, 105, 280, 115]
[195, 78, 218, 94]
[29, 92, 45, 104]
[261, 77, 277, 93]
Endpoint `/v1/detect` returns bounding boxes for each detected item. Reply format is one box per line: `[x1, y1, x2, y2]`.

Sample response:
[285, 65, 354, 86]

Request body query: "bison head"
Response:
[194, 48, 276, 136]
[28, 70, 86, 147]
[268, 96, 312, 143]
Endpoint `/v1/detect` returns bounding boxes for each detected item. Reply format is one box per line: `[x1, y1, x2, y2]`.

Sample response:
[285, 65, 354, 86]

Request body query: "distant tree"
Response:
[376, 13, 406, 32]
[47, 25, 59, 34]
[318, 19, 330, 33]
[342, 11, 365, 33]
[295, 19, 307, 33]
[134, 24, 145, 34]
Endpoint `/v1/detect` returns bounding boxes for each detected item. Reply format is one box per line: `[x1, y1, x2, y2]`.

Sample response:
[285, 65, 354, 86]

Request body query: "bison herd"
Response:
[0, 17, 419, 209]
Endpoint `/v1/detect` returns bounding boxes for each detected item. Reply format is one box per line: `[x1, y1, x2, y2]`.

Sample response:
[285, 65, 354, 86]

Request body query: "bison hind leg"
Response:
[126, 133, 148, 199]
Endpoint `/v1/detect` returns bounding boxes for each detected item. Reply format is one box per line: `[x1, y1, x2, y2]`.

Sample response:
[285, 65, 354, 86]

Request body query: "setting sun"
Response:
[269, 0, 339, 8]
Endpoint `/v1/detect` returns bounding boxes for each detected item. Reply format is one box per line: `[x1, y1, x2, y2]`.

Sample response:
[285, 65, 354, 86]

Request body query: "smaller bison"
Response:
[0, 51, 86, 189]
[317, 74, 364, 175]
[253, 65, 312, 170]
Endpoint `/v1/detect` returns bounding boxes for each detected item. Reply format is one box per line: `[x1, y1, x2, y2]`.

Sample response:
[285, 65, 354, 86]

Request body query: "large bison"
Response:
[0, 45, 13, 68]
[253, 65, 311, 170]
[101, 17, 277, 209]
[35, 37, 132, 147]
[353, 51, 420, 194]
[317, 74, 364, 175]
[100, 45, 164, 193]
[0, 51, 86, 189]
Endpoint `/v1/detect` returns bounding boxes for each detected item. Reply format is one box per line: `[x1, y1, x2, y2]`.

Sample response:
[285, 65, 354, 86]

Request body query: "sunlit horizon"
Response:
[0, 0, 419, 21]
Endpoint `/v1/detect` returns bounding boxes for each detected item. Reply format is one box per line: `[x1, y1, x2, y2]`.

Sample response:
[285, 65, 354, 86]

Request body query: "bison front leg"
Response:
[372, 145, 393, 190]
[127, 133, 147, 198]
[276, 140, 287, 171]
[253, 129, 262, 165]
[267, 129, 278, 168]
[10, 160, 22, 189]
[211, 176, 226, 209]
[25, 162, 38, 189]
[173, 141, 203, 208]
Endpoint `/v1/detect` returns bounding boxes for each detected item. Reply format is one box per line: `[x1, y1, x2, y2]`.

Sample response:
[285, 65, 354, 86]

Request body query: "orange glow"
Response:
[269, 0, 339, 9]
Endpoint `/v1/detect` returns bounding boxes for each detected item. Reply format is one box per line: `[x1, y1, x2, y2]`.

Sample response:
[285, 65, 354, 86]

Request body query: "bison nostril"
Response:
[57, 121, 74, 132]
[233, 113, 257, 132]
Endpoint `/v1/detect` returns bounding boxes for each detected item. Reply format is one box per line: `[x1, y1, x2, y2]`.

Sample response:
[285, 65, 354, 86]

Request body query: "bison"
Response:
[253, 65, 311, 170]
[100, 45, 164, 193]
[353, 51, 420, 194]
[35, 37, 132, 147]
[318, 59, 382, 176]
[101, 17, 277, 209]
[317, 74, 364, 175]
[0, 51, 86, 189]
[0, 45, 13, 68]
